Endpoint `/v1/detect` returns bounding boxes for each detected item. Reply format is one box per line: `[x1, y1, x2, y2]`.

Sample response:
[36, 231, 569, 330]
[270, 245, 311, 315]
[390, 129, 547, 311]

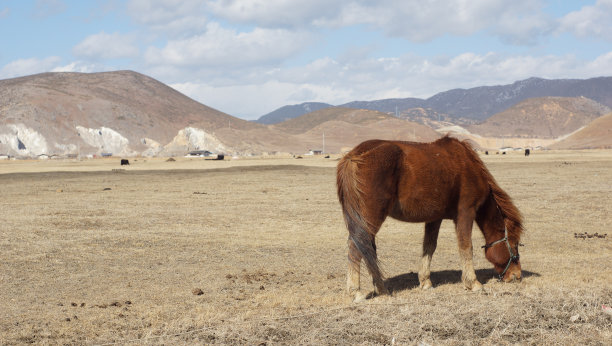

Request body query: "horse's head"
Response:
[483, 224, 522, 282]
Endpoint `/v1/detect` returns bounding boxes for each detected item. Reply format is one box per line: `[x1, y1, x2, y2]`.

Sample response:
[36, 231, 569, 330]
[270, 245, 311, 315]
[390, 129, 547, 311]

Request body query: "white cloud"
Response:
[144, 22, 312, 69]
[492, 3, 555, 45]
[207, 0, 552, 45]
[166, 50, 612, 119]
[171, 79, 353, 119]
[0, 57, 62, 79]
[559, 0, 612, 40]
[127, 0, 207, 37]
[33, 0, 66, 18]
[73, 32, 139, 60]
[51, 61, 102, 73]
[206, 0, 341, 28]
[584, 51, 612, 73]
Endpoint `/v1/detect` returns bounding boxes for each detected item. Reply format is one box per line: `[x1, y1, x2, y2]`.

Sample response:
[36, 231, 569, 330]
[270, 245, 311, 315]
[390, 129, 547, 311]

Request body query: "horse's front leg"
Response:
[454, 210, 483, 291]
[419, 219, 442, 289]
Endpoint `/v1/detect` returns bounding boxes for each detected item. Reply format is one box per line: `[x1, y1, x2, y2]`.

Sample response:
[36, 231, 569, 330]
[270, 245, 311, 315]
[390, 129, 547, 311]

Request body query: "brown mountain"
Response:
[549, 113, 612, 149]
[258, 76, 612, 123]
[0, 71, 439, 157]
[467, 97, 610, 138]
[269, 107, 392, 134]
[270, 107, 441, 152]
[0, 71, 291, 156]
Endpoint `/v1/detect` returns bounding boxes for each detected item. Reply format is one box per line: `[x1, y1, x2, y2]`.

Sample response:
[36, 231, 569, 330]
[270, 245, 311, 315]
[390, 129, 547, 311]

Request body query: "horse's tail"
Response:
[337, 153, 384, 285]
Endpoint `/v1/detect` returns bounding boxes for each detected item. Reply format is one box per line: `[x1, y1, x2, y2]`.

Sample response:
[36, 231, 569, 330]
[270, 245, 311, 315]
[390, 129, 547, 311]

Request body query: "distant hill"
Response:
[270, 107, 393, 134]
[269, 107, 441, 152]
[0, 71, 441, 157]
[294, 118, 441, 153]
[340, 98, 423, 113]
[257, 76, 612, 123]
[467, 97, 611, 138]
[3, 71, 611, 157]
[425, 76, 612, 121]
[549, 113, 612, 149]
[397, 107, 476, 128]
[255, 102, 332, 124]
[0, 71, 273, 157]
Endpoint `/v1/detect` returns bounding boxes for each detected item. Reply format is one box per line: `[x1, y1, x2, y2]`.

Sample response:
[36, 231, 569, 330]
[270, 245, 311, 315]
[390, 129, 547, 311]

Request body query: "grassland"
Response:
[1, 151, 611, 345]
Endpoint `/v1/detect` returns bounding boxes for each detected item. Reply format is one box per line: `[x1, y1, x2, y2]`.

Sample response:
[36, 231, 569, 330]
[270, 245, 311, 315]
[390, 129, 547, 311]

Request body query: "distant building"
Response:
[308, 149, 323, 155]
[186, 150, 213, 157]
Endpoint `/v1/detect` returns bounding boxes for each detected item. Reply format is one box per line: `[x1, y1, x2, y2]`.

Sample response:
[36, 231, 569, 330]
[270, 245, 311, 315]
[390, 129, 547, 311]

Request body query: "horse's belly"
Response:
[389, 199, 450, 223]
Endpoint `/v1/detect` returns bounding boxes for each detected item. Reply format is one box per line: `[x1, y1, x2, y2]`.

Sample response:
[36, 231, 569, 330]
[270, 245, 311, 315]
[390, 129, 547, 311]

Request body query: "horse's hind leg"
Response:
[419, 219, 442, 289]
[347, 237, 363, 299]
[370, 237, 388, 296]
[454, 210, 483, 291]
[347, 233, 386, 301]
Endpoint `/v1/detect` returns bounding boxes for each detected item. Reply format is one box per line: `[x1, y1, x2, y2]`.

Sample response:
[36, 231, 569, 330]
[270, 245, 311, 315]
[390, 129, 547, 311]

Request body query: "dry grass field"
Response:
[1, 152, 611, 345]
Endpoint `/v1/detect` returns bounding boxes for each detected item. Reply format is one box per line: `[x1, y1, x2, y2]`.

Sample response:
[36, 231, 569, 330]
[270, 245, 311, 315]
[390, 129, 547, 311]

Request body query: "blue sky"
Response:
[1, 1, 611, 119]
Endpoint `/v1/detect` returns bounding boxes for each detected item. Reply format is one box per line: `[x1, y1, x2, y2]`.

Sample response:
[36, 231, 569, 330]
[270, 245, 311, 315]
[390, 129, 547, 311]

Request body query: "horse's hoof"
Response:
[352, 292, 368, 303]
[419, 280, 433, 290]
[470, 281, 483, 292]
[463, 279, 483, 291]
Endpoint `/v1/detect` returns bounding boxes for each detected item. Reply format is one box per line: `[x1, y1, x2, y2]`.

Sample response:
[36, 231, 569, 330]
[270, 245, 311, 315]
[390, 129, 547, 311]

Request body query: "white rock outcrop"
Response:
[0, 124, 48, 156]
[76, 126, 131, 155]
[162, 127, 227, 155]
[141, 137, 163, 157]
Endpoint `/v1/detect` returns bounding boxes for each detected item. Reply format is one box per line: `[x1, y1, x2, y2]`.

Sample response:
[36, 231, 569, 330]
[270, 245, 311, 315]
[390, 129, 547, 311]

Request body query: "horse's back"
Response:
[341, 137, 490, 223]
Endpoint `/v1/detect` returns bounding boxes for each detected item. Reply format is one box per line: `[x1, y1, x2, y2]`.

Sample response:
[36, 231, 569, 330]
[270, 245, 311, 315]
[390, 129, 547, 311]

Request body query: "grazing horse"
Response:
[337, 136, 523, 300]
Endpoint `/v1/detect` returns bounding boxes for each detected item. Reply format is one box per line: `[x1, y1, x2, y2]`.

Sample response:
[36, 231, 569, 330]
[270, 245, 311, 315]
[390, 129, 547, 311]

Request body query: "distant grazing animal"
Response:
[337, 137, 524, 301]
[485, 151, 489, 155]
[120, 159, 130, 165]
[525, 149, 530, 156]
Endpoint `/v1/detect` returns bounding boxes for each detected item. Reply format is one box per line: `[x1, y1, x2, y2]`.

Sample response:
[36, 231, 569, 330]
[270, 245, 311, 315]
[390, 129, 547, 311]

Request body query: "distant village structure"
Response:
[186, 150, 214, 157]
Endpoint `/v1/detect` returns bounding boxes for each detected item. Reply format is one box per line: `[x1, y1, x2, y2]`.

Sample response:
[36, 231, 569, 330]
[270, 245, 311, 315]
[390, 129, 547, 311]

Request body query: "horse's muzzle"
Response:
[502, 270, 521, 282]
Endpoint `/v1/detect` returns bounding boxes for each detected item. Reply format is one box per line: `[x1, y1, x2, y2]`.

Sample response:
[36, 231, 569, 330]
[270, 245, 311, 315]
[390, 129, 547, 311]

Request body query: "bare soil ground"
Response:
[1, 152, 611, 345]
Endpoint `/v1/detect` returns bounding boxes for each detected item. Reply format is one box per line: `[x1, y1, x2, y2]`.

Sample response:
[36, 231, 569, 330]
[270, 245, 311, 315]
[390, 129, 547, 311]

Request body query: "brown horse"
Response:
[337, 136, 523, 300]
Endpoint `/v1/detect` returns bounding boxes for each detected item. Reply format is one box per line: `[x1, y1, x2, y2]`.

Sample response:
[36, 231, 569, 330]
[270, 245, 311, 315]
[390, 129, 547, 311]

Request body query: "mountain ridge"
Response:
[255, 76, 612, 124]
[2, 71, 612, 157]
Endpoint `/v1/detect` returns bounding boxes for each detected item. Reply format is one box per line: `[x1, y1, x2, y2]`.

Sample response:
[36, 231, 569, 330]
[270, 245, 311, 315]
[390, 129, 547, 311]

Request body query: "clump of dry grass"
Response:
[0, 152, 611, 344]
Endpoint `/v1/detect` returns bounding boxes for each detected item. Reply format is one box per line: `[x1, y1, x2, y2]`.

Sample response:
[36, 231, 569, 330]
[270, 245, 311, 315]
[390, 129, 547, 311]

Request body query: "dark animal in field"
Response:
[120, 159, 130, 165]
[206, 154, 225, 161]
[337, 136, 524, 301]
[525, 149, 530, 156]
[485, 151, 489, 155]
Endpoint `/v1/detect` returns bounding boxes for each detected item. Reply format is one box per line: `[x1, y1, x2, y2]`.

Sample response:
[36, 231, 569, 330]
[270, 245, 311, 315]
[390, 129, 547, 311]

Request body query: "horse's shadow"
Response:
[384, 269, 541, 294]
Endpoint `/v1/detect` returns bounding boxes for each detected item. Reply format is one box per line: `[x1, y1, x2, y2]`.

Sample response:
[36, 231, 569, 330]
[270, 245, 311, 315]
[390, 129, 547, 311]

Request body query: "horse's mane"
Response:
[455, 138, 524, 239]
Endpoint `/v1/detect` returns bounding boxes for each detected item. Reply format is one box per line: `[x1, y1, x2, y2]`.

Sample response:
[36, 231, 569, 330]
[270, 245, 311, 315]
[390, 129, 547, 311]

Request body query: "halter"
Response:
[481, 224, 521, 281]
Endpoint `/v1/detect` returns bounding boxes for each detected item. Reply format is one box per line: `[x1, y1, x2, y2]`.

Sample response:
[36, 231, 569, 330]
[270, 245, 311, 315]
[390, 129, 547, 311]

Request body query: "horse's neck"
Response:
[477, 197, 506, 242]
